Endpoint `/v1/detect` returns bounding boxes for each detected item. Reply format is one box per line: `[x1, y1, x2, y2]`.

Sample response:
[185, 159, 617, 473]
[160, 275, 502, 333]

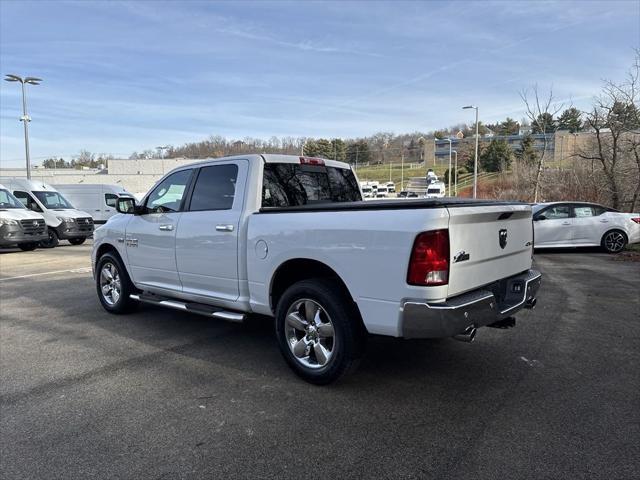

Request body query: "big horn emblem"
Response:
[499, 229, 508, 249]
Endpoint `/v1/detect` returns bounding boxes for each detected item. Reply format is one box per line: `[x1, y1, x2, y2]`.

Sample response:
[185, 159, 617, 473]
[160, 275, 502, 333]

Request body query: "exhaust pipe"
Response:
[525, 297, 537, 309]
[453, 326, 477, 343]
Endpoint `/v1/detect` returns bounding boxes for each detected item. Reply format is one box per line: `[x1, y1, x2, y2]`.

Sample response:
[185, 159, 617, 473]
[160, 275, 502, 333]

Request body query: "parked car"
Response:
[361, 186, 374, 198]
[376, 185, 388, 198]
[52, 183, 136, 224]
[93, 154, 541, 384]
[0, 184, 48, 251]
[532, 202, 640, 253]
[386, 182, 396, 193]
[0, 177, 94, 248]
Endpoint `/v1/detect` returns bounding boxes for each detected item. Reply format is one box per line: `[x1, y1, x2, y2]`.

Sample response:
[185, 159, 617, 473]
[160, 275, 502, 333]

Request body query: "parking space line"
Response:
[0, 267, 92, 282]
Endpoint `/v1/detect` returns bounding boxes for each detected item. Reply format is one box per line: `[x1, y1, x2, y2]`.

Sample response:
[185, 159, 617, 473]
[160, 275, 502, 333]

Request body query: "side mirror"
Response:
[534, 214, 546, 221]
[116, 197, 137, 214]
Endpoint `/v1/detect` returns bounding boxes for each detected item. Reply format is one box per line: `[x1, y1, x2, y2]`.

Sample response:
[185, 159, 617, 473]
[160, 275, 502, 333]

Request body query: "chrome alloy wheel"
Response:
[99, 262, 122, 306]
[285, 299, 336, 369]
[604, 231, 626, 253]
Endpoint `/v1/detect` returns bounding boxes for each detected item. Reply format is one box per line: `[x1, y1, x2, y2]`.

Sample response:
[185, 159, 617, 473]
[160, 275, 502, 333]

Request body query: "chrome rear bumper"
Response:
[401, 269, 542, 339]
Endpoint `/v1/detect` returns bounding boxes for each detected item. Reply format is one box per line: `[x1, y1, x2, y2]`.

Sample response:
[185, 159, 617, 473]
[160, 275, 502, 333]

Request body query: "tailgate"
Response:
[446, 204, 533, 297]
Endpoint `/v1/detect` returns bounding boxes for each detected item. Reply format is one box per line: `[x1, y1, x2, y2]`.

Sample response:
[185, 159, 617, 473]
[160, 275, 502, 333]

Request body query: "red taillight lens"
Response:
[407, 229, 450, 286]
[299, 156, 325, 166]
[631, 217, 640, 224]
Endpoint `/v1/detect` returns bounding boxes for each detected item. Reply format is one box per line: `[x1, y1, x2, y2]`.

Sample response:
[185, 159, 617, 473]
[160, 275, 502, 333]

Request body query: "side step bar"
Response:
[130, 294, 245, 323]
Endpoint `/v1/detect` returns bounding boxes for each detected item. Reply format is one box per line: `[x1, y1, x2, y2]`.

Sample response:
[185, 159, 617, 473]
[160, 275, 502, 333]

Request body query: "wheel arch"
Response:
[269, 258, 363, 323]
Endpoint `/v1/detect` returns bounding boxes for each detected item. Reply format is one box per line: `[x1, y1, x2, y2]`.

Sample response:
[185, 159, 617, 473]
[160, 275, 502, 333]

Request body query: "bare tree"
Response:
[520, 85, 565, 202]
[577, 49, 640, 211]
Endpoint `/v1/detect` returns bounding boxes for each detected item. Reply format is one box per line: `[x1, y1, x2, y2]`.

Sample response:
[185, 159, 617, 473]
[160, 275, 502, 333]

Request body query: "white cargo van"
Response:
[0, 184, 48, 250]
[425, 181, 446, 198]
[52, 184, 135, 224]
[0, 178, 94, 248]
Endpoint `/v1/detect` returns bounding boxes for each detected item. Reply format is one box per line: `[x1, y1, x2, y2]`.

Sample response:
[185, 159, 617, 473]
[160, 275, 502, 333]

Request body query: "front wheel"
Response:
[18, 243, 38, 251]
[275, 279, 366, 385]
[39, 230, 59, 248]
[602, 230, 627, 253]
[68, 237, 86, 245]
[96, 252, 137, 314]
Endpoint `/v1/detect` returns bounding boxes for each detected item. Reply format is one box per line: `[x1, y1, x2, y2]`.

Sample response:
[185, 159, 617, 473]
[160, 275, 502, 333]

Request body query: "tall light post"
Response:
[156, 145, 169, 159]
[4, 74, 42, 179]
[452, 150, 458, 196]
[463, 105, 479, 198]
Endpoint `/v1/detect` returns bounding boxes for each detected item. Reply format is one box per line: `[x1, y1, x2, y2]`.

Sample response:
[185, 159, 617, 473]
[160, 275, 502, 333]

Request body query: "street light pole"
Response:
[463, 105, 479, 198]
[445, 138, 452, 195]
[452, 150, 458, 195]
[4, 74, 42, 179]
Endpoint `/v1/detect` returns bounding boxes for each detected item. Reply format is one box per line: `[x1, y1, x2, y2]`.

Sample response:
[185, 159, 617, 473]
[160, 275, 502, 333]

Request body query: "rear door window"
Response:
[573, 205, 594, 218]
[189, 164, 239, 211]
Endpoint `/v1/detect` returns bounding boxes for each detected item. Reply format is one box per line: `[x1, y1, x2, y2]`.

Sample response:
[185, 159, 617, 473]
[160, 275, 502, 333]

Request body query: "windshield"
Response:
[33, 191, 75, 209]
[427, 188, 441, 194]
[0, 189, 25, 209]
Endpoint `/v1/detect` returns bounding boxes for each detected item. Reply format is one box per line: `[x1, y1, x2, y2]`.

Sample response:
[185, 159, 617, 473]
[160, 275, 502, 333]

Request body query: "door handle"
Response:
[599, 219, 609, 223]
[158, 224, 174, 231]
[562, 222, 571, 225]
[216, 224, 234, 232]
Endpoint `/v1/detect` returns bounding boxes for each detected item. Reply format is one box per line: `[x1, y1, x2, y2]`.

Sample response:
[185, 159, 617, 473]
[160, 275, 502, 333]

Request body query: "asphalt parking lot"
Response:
[1, 241, 639, 479]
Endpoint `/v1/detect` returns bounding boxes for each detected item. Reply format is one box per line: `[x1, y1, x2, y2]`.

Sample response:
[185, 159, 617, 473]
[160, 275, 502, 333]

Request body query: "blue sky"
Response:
[0, 0, 638, 167]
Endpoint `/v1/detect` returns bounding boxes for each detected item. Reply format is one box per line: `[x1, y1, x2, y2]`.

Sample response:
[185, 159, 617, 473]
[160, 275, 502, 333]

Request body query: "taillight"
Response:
[631, 217, 640, 224]
[299, 156, 325, 166]
[407, 229, 449, 286]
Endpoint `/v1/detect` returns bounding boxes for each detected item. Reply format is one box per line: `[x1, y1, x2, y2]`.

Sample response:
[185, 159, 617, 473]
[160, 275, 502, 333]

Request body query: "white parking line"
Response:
[0, 267, 92, 282]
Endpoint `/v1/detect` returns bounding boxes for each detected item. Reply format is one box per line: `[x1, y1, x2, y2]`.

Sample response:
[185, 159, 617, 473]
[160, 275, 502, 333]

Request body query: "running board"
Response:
[129, 294, 245, 323]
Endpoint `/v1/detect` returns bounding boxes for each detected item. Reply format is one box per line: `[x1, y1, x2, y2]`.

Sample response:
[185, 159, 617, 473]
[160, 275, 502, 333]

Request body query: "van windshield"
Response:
[427, 188, 441, 194]
[0, 189, 25, 209]
[33, 191, 75, 209]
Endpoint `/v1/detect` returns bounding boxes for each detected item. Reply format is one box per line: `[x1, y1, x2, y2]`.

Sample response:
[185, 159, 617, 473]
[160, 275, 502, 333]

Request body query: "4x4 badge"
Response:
[499, 229, 508, 249]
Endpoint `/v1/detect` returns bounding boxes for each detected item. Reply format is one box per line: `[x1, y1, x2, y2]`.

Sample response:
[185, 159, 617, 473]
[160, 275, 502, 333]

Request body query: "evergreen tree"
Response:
[346, 140, 371, 164]
[515, 134, 537, 166]
[557, 107, 583, 132]
[480, 139, 512, 172]
[330, 138, 346, 161]
[531, 113, 556, 134]
[497, 117, 519, 135]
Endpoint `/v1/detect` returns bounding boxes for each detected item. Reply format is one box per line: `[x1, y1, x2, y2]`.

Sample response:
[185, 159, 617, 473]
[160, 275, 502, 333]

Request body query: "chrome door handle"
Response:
[216, 224, 234, 232]
[562, 222, 571, 225]
[599, 219, 609, 223]
[158, 224, 174, 231]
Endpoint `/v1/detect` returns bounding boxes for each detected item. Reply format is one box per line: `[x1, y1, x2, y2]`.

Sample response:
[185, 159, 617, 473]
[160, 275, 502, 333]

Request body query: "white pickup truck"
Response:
[92, 154, 541, 384]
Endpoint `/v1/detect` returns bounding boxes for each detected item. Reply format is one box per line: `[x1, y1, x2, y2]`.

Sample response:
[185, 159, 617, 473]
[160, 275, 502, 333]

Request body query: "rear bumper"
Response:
[400, 269, 542, 339]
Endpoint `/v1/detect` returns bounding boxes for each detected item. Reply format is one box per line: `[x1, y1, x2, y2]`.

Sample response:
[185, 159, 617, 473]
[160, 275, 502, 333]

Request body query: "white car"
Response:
[533, 202, 640, 253]
[0, 184, 48, 250]
[376, 186, 388, 198]
[92, 154, 541, 384]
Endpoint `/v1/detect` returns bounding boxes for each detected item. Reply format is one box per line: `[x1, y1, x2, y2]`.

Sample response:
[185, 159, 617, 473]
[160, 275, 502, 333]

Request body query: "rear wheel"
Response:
[18, 243, 37, 251]
[39, 230, 59, 248]
[275, 278, 366, 385]
[69, 237, 86, 245]
[602, 230, 627, 253]
[96, 252, 137, 313]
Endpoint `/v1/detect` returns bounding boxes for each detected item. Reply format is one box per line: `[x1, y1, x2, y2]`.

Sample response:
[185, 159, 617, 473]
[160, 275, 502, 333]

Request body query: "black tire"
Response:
[18, 243, 37, 251]
[39, 230, 59, 248]
[96, 252, 137, 314]
[68, 237, 86, 245]
[275, 278, 366, 385]
[601, 229, 627, 254]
